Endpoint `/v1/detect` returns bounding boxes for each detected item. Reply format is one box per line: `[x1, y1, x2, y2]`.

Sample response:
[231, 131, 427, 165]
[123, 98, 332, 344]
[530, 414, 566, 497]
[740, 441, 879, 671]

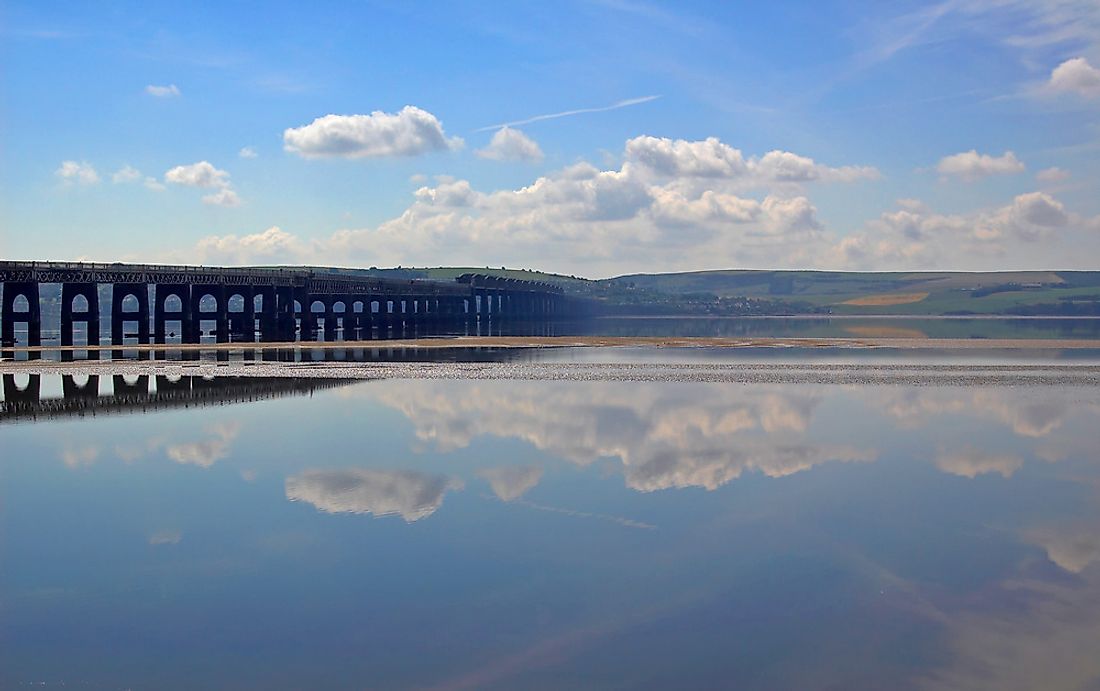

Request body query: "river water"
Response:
[2, 349, 1099, 689]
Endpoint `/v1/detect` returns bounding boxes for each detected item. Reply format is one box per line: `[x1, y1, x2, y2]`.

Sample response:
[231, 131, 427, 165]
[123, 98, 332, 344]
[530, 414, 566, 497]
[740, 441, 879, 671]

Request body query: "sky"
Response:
[2, 0, 1099, 277]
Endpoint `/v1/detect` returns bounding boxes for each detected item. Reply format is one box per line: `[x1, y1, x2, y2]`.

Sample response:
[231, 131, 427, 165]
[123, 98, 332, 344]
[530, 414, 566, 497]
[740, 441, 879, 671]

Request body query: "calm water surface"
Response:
[2, 356, 1099, 689]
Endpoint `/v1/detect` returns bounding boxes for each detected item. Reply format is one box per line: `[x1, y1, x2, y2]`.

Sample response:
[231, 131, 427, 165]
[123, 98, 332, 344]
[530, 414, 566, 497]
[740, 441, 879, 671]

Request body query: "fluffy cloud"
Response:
[1049, 57, 1100, 98]
[56, 160, 99, 185]
[829, 191, 1087, 269]
[165, 161, 230, 188]
[478, 465, 543, 501]
[624, 136, 749, 178]
[285, 468, 463, 521]
[283, 106, 464, 159]
[195, 226, 305, 264]
[1036, 167, 1070, 183]
[201, 188, 241, 207]
[173, 132, 1096, 272]
[164, 161, 241, 207]
[936, 150, 1025, 181]
[476, 127, 544, 162]
[112, 165, 143, 183]
[111, 165, 165, 191]
[238, 146, 258, 159]
[145, 84, 181, 98]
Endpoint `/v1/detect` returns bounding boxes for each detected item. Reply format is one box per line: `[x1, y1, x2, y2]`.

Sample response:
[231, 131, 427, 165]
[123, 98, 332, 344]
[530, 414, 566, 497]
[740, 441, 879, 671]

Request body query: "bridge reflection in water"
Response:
[1, 261, 586, 358]
[0, 372, 357, 424]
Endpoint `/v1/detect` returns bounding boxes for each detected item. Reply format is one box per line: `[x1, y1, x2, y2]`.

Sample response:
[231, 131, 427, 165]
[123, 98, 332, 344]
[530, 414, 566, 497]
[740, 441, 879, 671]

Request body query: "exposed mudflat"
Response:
[3, 358, 1100, 387]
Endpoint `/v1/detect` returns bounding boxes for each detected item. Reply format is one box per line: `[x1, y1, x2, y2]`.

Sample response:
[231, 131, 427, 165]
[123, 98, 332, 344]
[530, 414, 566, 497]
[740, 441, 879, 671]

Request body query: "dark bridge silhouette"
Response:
[1, 261, 579, 349]
[1, 372, 355, 424]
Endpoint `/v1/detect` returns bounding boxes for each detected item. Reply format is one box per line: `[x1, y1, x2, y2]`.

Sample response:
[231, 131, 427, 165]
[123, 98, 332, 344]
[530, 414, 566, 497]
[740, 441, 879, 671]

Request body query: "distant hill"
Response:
[601, 270, 1100, 316]
[273, 266, 1100, 316]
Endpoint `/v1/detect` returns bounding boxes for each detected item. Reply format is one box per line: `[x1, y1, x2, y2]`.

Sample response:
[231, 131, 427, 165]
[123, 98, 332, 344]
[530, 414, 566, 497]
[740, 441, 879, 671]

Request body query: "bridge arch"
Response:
[163, 294, 183, 312]
[228, 293, 247, 313]
[195, 292, 221, 313]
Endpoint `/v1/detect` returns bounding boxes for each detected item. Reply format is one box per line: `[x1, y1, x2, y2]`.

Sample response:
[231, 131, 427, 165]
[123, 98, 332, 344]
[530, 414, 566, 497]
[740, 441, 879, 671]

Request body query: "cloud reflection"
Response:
[286, 468, 463, 522]
[375, 382, 875, 492]
[478, 465, 543, 501]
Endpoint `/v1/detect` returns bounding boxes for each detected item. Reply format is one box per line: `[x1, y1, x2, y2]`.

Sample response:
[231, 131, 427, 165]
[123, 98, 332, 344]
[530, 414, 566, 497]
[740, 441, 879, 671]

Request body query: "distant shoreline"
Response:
[4, 335, 1100, 359]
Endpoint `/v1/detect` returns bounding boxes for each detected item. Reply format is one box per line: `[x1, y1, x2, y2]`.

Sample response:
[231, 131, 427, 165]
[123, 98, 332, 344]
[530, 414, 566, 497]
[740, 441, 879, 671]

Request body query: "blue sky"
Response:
[2, 0, 1099, 276]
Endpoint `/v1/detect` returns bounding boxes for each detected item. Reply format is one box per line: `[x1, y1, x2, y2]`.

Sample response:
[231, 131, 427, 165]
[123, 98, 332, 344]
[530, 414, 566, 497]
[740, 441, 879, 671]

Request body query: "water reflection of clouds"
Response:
[478, 465, 543, 501]
[286, 468, 463, 522]
[375, 382, 876, 492]
[164, 422, 241, 468]
[877, 389, 1080, 439]
[60, 423, 242, 469]
[919, 568, 1100, 691]
[935, 449, 1024, 479]
[59, 443, 101, 469]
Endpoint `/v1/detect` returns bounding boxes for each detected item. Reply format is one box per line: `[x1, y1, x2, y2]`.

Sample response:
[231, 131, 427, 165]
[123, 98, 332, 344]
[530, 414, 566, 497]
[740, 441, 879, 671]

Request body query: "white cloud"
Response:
[936, 150, 1025, 181]
[165, 161, 240, 206]
[624, 136, 749, 178]
[145, 84, 181, 98]
[753, 149, 880, 183]
[56, 160, 99, 185]
[238, 146, 258, 159]
[112, 165, 143, 183]
[144, 177, 166, 191]
[1036, 166, 1071, 183]
[1049, 57, 1100, 98]
[171, 132, 1098, 273]
[476, 127, 544, 162]
[283, 106, 463, 159]
[829, 191, 1092, 270]
[201, 188, 241, 207]
[285, 468, 463, 522]
[165, 161, 230, 188]
[195, 226, 304, 263]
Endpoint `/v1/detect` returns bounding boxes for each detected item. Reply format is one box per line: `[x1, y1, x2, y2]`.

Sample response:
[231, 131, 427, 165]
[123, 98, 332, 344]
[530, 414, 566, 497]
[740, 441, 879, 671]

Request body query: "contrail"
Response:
[475, 95, 661, 132]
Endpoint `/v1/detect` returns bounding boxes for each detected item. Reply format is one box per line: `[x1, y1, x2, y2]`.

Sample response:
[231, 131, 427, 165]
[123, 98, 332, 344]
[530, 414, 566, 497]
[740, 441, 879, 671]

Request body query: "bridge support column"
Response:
[112, 374, 150, 396]
[111, 283, 150, 346]
[227, 286, 256, 342]
[61, 282, 100, 348]
[2, 281, 41, 348]
[62, 374, 100, 399]
[190, 286, 228, 342]
[3, 373, 41, 405]
[154, 284, 191, 343]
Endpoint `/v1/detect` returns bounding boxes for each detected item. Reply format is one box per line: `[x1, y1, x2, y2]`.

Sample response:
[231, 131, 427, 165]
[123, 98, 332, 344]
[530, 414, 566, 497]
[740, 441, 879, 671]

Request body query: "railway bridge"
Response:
[0, 261, 574, 348]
